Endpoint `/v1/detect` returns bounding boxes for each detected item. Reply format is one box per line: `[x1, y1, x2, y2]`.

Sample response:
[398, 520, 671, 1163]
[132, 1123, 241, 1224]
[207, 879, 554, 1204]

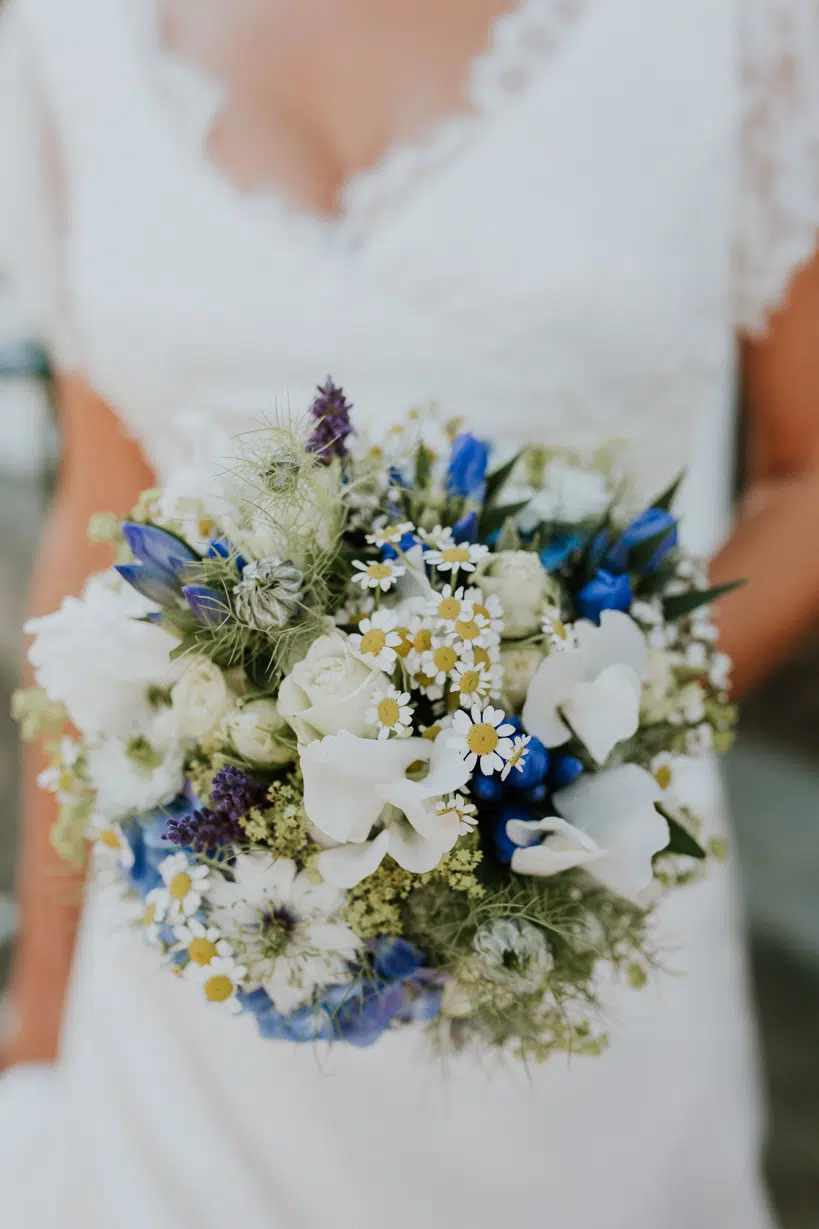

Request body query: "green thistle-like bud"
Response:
[233, 558, 303, 631]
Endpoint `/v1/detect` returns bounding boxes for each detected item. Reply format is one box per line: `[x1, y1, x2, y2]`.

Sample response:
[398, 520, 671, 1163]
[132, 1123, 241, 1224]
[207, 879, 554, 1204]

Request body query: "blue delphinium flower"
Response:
[307, 378, 355, 464]
[576, 568, 633, 623]
[540, 533, 584, 572]
[446, 433, 490, 500]
[605, 508, 678, 574]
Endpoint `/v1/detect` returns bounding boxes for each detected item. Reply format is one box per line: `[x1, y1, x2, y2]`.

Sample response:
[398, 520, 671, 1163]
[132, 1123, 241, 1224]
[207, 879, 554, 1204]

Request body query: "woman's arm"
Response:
[3, 375, 155, 1067]
[711, 251, 819, 698]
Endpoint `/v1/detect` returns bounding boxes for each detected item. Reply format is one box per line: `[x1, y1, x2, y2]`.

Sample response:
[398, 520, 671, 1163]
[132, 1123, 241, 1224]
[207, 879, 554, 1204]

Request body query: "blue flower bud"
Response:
[605, 508, 678, 574]
[452, 510, 479, 543]
[518, 782, 548, 805]
[446, 433, 490, 499]
[540, 533, 584, 571]
[550, 753, 585, 790]
[576, 569, 632, 624]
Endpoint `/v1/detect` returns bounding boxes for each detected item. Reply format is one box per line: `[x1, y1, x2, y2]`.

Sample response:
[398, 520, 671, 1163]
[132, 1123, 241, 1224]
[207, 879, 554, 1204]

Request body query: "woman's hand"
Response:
[713, 250, 819, 698]
[2, 375, 155, 1069]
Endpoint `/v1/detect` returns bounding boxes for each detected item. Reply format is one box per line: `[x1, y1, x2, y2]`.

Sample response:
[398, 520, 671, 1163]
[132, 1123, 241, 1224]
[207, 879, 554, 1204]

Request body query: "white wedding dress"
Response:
[2, 0, 818, 1225]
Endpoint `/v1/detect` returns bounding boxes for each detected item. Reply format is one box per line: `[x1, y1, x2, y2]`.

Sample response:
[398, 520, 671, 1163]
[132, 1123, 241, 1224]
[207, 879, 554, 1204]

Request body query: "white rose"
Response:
[171, 656, 236, 741]
[500, 644, 545, 708]
[25, 571, 179, 738]
[278, 632, 388, 744]
[226, 699, 294, 765]
[475, 551, 556, 639]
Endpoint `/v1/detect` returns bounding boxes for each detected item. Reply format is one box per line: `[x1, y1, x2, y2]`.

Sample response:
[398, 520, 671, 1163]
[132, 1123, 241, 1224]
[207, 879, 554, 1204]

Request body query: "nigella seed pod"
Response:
[262, 454, 302, 494]
[233, 558, 303, 631]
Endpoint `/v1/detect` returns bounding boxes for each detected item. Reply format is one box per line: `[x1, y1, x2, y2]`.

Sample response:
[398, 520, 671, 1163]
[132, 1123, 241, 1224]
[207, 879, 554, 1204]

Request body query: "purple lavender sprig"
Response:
[307, 378, 355, 464]
[165, 767, 268, 852]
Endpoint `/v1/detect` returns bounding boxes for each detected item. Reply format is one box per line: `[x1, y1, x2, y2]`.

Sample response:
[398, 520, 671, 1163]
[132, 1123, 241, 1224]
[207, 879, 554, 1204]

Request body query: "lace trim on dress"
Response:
[734, 0, 819, 334]
[145, 0, 587, 244]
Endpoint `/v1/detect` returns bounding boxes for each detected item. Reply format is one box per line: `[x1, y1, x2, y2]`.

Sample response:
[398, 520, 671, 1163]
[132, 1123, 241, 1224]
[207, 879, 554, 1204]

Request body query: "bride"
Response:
[1, 0, 818, 1225]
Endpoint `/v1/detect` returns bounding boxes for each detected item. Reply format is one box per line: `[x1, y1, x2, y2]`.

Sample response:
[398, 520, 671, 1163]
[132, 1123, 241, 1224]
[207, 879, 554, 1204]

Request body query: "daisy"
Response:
[173, 918, 233, 968]
[452, 659, 494, 705]
[449, 610, 492, 648]
[352, 558, 406, 592]
[366, 521, 415, 549]
[449, 704, 516, 775]
[368, 687, 414, 739]
[334, 592, 374, 627]
[420, 715, 453, 742]
[349, 609, 404, 671]
[410, 669, 445, 701]
[435, 793, 479, 835]
[155, 851, 211, 924]
[90, 820, 135, 872]
[418, 524, 454, 550]
[185, 954, 247, 1009]
[421, 636, 466, 686]
[426, 584, 474, 629]
[465, 588, 505, 636]
[134, 889, 165, 947]
[425, 542, 489, 574]
[541, 610, 577, 652]
[501, 734, 532, 781]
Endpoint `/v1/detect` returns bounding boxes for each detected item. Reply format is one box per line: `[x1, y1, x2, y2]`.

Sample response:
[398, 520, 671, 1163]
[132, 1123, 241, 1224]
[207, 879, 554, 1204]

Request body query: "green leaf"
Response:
[497, 517, 522, 551]
[663, 580, 745, 622]
[650, 472, 685, 513]
[479, 500, 530, 539]
[413, 443, 433, 491]
[484, 451, 523, 505]
[168, 632, 202, 662]
[660, 811, 707, 860]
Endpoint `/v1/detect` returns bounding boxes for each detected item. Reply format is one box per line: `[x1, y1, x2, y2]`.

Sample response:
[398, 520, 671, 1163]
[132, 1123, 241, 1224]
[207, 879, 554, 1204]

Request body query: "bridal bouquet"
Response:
[16, 381, 738, 1058]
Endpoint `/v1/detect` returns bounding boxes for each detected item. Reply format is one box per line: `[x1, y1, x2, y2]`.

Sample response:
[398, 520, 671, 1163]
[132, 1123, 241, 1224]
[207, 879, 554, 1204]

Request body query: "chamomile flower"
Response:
[185, 954, 247, 1009]
[465, 588, 504, 636]
[142, 891, 166, 946]
[368, 686, 414, 739]
[449, 610, 493, 648]
[541, 609, 576, 651]
[418, 524, 455, 550]
[501, 734, 532, 781]
[448, 704, 516, 775]
[352, 558, 406, 592]
[155, 852, 211, 924]
[420, 715, 453, 742]
[425, 541, 489, 574]
[173, 918, 233, 967]
[422, 636, 466, 685]
[435, 793, 479, 835]
[349, 609, 404, 671]
[366, 521, 415, 549]
[426, 584, 474, 629]
[651, 752, 677, 792]
[90, 821, 135, 871]
[334, 592, 375, 627]
[410, 669, 445, 701]
[452, 659, 495, 705]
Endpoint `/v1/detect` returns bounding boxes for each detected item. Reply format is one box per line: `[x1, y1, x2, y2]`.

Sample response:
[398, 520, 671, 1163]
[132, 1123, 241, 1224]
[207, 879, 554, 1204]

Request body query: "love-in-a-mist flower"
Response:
[435, 793, 478, 834]
[185, 954, 247, 1009]
[155, 852, 211, 923]
[349, 609, 404, 671]
[501, 734, 531, 781]
[425, 541, 489, 575]
[366, 521, 415, 549]
[173, 919, 233, 968]
[448, 704, 516, 775]
[368, 687, 414, 739]
[351, 558, 406, 592]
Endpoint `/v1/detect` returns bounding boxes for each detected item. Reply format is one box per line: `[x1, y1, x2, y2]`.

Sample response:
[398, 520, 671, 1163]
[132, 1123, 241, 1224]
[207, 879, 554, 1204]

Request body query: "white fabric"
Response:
[0, 0, 814, 1224]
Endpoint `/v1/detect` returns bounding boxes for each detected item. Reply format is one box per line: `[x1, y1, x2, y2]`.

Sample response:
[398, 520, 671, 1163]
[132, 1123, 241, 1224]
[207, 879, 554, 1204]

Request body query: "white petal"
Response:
[386, 816, 448, 874]
[555, 764, 669, 903]
[578, 610, 648, 680]
[300, 731, 421, 842]
[507, 816, 602, 877]
[301, 920, 361, 957]
[317, 831, 390, 888]
[521, 650, 586, 747]
[561, 663, 642, 764]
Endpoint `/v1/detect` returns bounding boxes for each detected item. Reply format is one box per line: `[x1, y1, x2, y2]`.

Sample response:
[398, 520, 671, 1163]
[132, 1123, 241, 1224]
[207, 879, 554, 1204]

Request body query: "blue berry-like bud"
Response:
[551, 753, 585, 790]
[492, 803, 530, 864]
[471, 771, 503, 804]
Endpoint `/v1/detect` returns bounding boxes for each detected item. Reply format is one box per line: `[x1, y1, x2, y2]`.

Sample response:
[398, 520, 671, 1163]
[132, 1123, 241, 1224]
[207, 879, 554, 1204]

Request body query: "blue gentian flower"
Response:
[604, 508, 678, 574]
[181, 584, 231, 627]
[207, 537, 248, 573]
[446, 433, 490, 500]
[115, 563, 181, 608]
[451, 509, 479, 544]
[540, 533, 584, 571]
[576, 569, 633, 623]
[121, 521, 199, 580]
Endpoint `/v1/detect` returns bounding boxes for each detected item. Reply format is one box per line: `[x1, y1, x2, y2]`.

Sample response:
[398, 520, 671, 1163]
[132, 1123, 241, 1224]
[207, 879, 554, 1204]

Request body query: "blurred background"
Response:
[0, 276, 817, 1225]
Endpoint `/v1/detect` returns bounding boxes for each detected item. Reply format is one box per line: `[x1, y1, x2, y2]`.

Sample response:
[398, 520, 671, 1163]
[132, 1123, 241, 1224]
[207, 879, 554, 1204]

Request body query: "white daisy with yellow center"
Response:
[90, 820, 135, 871]
[449, 609, 493, 649]
[349, 609, 404, 671]
[465, 588, 505, 636]
[155, 852, 211, 924]
[541, 609, 576, 652]
[421, 636, 466, 686]
[173, 918, 233, 967]
[435, 792, 479, 835]
[351, 558, 406, 592]
[448, 704, 517, 775]
[426, 584, 474, 630]
[135, 888, 165, 947]
[452, 659, 494, 705]
[334, 592, 374, 627]
[501, 734, 532, 781]
[366, 521, 415, 549]
[368, 686, 415, 739]
[425, 542, 489, 575]
[420, 715, 453, 742]
[185, 954, 247, 1009]
[404, 615, 436, 672]
[418, 524, 455, 550]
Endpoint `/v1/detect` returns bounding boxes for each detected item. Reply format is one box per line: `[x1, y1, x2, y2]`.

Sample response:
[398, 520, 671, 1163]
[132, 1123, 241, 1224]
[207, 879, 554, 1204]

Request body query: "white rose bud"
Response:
[475, 551, 556, 639]
[500, 644, 545, 708]
[170, 655, 236, 740]
[277, 632, 388, 744]
[226, 698, 294, 766]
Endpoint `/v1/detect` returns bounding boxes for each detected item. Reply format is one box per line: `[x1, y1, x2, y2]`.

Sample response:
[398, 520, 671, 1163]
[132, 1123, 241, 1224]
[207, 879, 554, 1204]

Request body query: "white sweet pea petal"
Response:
[508, 816, 603, 877]
[318, 831, 391, 889]
[561, 663, 642, 765]
[521, 647, 588, 748]
[384, 811, 453, 873]
[554, 764, 669, 904]
[300, 731, 417, 842]
[575, 610, 648, 680]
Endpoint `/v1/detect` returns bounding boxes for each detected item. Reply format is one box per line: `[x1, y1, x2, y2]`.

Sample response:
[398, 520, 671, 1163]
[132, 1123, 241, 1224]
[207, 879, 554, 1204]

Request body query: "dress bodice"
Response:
[2, 0, 819, 518]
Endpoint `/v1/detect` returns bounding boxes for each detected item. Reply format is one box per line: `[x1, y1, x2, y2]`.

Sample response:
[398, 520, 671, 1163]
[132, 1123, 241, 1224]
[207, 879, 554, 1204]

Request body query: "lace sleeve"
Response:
[734, 0, 819, 335]
[0, 2, 75, 363]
